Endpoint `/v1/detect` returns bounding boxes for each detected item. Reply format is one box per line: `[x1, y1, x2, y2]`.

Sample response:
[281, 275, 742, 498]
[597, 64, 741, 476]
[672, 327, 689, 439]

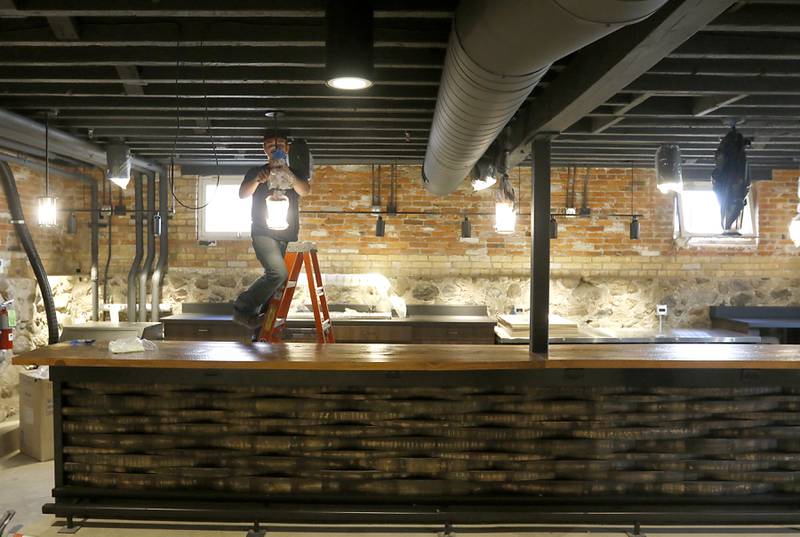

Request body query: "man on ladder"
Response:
[233, 130, 311, 330]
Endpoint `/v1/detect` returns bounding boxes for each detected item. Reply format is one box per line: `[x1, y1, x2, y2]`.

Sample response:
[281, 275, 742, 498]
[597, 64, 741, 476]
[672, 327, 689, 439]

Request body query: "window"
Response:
[674, 184, 757, 245]
[197, 176, 252, 241]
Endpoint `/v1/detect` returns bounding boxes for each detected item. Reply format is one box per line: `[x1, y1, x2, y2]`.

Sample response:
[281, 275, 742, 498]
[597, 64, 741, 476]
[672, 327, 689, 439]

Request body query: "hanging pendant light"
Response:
[630, 215, 640, 240]
[460, 215, 472, 238]
[106, 143, 132, 189]
[37, 113, 58, 227]
[655, 144, 683, 194]
[325, 1, 374, 90]
[66, 212, 78, 234]
[265, 192, 290, 231]
[494, 175, 517, 234]
[629, 166, 640, 240]
[37, 197, 57, 227]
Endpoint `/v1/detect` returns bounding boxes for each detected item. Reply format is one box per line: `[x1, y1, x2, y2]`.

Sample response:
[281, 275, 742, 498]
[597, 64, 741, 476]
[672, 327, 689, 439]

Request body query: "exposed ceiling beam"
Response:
[590, 93, 653, 133]
[652, 58, 800, 77]
[693, 94, 748, 116]
[45, 16, 79, 40]
[0, 65, 442, 85]
[0, 95, 437, 113]
[0, 46, 446, 68]
[503, 0, 737, 167]
[114, 65, 145, 96]
[0, 21, 449, 48]
[0, 0, 456, 18]
[627, 74, 800, 95]
[672, 33, 800, 60]
[706, 3, 800, 32]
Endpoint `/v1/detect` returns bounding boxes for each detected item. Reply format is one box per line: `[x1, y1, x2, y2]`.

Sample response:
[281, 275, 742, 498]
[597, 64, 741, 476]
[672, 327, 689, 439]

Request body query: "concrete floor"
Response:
[0, 451, 799, 536]
[0, 450, 53, 535]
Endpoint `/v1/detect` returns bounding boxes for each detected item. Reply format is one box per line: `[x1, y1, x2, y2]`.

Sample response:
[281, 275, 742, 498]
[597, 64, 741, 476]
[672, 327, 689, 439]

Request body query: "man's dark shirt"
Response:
[247, 164, 310, 242]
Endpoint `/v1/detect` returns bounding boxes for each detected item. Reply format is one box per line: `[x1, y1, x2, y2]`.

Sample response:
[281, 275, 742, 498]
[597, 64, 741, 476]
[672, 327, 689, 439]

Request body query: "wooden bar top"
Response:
[11, 341, 800, 370]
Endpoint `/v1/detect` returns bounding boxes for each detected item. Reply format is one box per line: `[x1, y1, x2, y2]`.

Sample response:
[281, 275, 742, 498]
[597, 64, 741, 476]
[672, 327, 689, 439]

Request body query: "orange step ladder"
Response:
[258, 242, 334, 343]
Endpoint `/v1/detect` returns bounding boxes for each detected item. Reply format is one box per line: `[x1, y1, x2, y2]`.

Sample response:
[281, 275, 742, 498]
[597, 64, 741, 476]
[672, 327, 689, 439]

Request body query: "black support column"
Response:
[530, 135, 552, 355]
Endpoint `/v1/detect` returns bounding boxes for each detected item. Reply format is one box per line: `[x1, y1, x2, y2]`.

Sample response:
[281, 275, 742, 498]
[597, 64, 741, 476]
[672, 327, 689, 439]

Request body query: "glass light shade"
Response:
[655, 144, 683, 194]
[494, 201, 516, 234]
[326, 77, 373, 90]
[109, 176, 131, 190]
[265, 192, 290, 230]
[790, 210, 800, 248]
[37, 196, 58, 227]
[471, 175, 497, 192]
[106, 143, 132, 190]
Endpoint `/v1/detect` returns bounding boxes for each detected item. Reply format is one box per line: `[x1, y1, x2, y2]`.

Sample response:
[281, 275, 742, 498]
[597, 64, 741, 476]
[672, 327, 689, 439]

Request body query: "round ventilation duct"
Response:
[422, 0, 668, 196]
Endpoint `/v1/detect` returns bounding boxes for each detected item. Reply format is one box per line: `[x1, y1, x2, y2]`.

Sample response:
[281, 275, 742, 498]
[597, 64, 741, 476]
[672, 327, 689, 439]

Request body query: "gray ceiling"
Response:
[0, 0, 798, 175]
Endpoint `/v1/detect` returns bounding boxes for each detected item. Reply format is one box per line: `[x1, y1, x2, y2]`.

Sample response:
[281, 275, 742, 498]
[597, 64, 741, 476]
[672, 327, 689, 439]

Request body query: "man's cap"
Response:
[263, 128, 292, 140]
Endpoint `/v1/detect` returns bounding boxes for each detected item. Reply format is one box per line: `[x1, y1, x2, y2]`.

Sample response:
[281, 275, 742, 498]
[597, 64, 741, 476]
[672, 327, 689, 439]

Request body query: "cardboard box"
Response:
[19, 368, 53, 461]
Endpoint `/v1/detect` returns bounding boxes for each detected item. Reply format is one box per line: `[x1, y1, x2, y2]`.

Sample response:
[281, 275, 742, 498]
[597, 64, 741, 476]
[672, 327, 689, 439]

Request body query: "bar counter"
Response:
[13, 341, 800, 526]
[13, 340, 800, 370]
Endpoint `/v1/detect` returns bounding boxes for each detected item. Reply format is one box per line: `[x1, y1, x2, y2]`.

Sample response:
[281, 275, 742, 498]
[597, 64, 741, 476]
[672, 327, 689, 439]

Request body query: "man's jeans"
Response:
[234, 235, 288, 315]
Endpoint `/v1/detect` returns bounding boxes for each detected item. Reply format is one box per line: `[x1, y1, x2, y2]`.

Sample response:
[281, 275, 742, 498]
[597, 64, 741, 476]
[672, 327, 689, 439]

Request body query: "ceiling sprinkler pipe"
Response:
[422, 0, 668, 196]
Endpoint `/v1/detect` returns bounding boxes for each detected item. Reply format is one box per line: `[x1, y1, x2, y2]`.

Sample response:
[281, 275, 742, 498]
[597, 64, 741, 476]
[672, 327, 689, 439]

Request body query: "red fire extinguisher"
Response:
[0, 300, 15, 354]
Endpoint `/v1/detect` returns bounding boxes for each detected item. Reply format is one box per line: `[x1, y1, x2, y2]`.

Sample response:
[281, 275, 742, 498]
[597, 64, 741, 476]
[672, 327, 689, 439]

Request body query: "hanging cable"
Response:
[169, 36, 220, 211]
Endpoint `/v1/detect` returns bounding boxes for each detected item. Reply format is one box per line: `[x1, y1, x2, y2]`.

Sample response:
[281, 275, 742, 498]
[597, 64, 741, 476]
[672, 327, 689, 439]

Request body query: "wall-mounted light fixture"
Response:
[375, 215, 385, 237]
[461, 215, 472, 238]
[106, 143, 132, 189]
[37, 113, 57, 227]
[549, 215, 558, 239]
[494, 175, 516, 234]
[655, 144, 683, 194]
[790, 177, 800, 247]
[325, 1, 374, 90]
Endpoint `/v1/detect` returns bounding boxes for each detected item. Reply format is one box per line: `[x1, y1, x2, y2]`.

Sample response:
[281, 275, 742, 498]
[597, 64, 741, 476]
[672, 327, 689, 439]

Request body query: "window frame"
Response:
[673, 181, 759, 246]
[197, 175, 252, 241]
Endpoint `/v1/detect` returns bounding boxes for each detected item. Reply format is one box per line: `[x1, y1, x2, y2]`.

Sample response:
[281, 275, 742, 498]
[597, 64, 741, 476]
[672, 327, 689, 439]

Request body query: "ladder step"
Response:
[321, 319, 331, 331]
[285, 281, 297, 289]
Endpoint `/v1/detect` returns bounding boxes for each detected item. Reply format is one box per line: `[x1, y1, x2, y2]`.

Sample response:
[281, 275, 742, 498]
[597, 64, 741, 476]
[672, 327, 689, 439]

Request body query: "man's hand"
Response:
[255, 167, 271, 184]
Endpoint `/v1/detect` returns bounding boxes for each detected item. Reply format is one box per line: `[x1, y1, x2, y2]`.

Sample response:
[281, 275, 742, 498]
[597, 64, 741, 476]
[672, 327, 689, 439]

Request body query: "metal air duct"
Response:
[422, 0, 667, 196]
[138, 172, 156, 322]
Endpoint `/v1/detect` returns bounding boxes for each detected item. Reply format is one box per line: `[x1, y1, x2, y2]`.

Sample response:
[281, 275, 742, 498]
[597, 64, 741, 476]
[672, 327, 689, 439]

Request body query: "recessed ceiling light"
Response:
[325, 2, 374, 91]
[326, 77, 373, 91]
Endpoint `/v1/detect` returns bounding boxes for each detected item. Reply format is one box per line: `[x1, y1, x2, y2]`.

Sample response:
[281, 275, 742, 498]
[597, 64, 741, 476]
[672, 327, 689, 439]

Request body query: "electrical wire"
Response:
[168, 35, 221, 211]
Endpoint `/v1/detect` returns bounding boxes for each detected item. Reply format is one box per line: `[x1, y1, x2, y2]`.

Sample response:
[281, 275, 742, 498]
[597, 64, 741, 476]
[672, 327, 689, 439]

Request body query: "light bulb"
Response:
[790, 211, 800, 248]
[37, 197, 58, 227]
[326, 77, 373, 90]
[494, 201, 516, 234]
[265, 192, 290, 230]
[471, 175, 497, 192]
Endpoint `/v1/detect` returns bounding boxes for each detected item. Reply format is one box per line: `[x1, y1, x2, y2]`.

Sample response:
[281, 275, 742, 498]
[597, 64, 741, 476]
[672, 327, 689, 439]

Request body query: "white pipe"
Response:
[422, 0, 667, 196]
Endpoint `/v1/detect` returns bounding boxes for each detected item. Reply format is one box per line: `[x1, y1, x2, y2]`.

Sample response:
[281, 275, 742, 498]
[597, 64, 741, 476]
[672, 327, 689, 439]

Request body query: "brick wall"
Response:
[82, 164, 799, 278]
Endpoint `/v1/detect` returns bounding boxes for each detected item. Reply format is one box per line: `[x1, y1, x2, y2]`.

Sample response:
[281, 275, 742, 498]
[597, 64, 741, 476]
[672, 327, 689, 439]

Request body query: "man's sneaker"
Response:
[232, 308, 262, 330]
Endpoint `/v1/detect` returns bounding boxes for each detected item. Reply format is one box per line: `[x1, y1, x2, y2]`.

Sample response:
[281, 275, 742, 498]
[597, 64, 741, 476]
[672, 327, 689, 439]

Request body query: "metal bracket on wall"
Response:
[246, 521, 266, 537]
[626, 521, 647, 537]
